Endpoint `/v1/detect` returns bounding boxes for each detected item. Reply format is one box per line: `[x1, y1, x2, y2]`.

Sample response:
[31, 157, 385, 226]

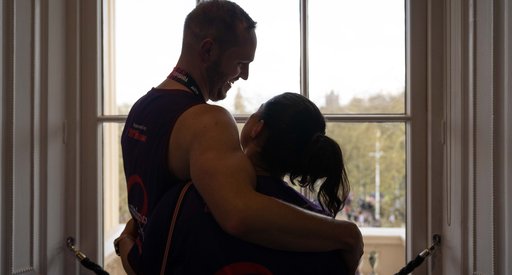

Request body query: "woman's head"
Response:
[241, 93, 350, 217]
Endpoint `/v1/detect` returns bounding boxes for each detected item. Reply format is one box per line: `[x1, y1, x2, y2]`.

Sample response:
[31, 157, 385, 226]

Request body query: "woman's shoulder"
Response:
[255, 176, 327, 215]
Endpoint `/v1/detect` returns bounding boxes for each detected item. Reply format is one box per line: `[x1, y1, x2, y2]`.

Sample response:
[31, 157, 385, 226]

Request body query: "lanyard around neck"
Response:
[167, 67, 203, 99]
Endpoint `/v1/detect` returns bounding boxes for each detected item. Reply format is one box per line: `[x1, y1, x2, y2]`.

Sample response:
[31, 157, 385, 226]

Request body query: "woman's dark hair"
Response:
[258, 93, 350, 218]
[184, 0, 257, 50]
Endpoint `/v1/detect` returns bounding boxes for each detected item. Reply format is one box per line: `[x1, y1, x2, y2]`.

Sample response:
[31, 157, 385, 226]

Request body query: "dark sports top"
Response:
[121, 88, 205, 255]
[122, 88, 346, 274]
[139, 175, 347, 275]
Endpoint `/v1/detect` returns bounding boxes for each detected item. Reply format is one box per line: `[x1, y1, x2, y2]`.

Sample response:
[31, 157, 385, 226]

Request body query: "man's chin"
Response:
[209, 92, 227, 102]
[210, 87, 230, 102]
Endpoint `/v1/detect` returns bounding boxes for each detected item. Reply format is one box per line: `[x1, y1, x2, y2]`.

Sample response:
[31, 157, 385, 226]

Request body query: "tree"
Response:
[320, 91, 406, 227]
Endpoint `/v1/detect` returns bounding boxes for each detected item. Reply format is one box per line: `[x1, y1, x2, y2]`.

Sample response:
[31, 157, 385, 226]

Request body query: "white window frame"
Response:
[76, 0, 436, 274]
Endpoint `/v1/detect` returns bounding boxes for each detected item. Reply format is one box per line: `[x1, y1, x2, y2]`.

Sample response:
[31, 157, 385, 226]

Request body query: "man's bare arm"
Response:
[171, 104, 363, 255]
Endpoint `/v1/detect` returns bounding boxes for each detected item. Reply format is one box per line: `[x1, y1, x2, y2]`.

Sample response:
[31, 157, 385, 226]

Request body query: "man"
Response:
[116, 1, 363, 274]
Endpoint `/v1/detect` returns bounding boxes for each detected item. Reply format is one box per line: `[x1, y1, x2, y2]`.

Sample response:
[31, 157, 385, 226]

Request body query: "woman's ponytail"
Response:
[257, 93, 350, 218]
[289, 134, 350, 218]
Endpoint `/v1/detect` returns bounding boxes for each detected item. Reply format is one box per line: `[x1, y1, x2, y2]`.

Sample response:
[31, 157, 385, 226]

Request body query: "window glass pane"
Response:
[238, 119, 406, 228]
[102, 122, 128, 274]
[327, 122, 406, 274]
[103, 0, 195, 115]
[237, 120, 406, 228]
[236, 119, 407, 274]
[212, 0, 300, 114]
[309, 0, 405, 114]
[325, 122, 406, 228]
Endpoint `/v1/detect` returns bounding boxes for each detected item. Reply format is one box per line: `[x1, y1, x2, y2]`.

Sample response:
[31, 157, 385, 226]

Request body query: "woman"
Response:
[117, 93, 355, 274]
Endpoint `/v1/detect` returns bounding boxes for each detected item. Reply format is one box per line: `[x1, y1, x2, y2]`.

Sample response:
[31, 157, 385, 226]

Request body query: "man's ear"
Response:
[200, 39, 215, 62]
[251, 120, 265, 138]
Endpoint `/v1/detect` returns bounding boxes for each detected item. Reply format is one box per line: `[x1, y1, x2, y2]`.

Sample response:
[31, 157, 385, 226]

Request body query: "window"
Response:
[100, 1, 196, 272]
[97, 1, 427, 274]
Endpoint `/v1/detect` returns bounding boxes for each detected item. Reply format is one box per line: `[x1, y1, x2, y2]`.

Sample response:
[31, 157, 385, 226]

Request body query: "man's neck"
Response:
[168, 63, 209, 100]
[156, 78, 187, 91]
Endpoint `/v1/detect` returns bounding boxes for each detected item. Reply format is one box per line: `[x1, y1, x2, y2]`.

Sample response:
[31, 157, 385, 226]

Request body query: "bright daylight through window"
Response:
[101, 1, 407, 274]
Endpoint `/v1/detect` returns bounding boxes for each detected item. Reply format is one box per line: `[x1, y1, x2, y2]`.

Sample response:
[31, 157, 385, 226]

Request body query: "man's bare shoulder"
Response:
[169, 103, 242, 180]
[179, 104, 237, 133]
[185, 103, 233, 120]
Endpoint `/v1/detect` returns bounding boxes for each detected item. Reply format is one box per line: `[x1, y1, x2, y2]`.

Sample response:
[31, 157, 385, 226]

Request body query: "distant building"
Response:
[323, 90, 341, 112]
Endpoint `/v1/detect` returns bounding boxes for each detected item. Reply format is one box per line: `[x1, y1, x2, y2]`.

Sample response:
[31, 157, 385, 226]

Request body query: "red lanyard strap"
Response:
[167, 67, 202, 98]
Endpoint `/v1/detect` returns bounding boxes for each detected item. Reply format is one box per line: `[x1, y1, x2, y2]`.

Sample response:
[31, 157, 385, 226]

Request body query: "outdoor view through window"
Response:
[102, 1, 406, 274]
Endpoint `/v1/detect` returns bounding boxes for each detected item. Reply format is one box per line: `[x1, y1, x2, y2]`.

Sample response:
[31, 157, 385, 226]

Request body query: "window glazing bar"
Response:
[300, 0, 309, 98]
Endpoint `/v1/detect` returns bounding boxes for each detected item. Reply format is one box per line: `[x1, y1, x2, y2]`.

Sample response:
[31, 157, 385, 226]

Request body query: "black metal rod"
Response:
[394, 234, 441, 275]
[66, 237, 110, 275]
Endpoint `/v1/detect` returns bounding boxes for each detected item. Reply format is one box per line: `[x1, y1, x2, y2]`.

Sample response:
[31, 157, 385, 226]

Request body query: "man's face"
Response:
[206, 30, 257, 102]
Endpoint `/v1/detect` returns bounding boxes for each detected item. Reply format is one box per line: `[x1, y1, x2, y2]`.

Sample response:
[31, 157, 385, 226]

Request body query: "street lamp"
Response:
[369, 129, 383, 221]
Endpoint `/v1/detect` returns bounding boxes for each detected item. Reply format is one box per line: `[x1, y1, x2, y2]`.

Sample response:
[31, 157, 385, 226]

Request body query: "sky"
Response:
[112, 0, 405, 114]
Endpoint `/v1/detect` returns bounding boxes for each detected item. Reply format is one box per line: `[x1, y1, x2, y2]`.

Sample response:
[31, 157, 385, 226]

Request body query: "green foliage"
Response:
[322, 92, 406, 227]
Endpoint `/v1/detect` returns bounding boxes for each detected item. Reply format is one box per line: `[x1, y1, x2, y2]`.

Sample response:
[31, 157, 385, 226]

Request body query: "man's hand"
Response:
[341, 250, 363, 275]
[339, 221, 364, 274]
[115, 219, 137, 275]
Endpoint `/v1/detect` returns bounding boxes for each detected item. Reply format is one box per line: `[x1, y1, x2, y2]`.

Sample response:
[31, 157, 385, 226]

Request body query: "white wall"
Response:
[1, 0, 79, 273]
[435, 0, 512, 274]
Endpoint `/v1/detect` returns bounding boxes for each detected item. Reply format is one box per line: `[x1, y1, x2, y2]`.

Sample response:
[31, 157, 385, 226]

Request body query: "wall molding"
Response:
[493, 0, 512, 274]
[2, 0, 15, 273]
[8, 0, 38, 273]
